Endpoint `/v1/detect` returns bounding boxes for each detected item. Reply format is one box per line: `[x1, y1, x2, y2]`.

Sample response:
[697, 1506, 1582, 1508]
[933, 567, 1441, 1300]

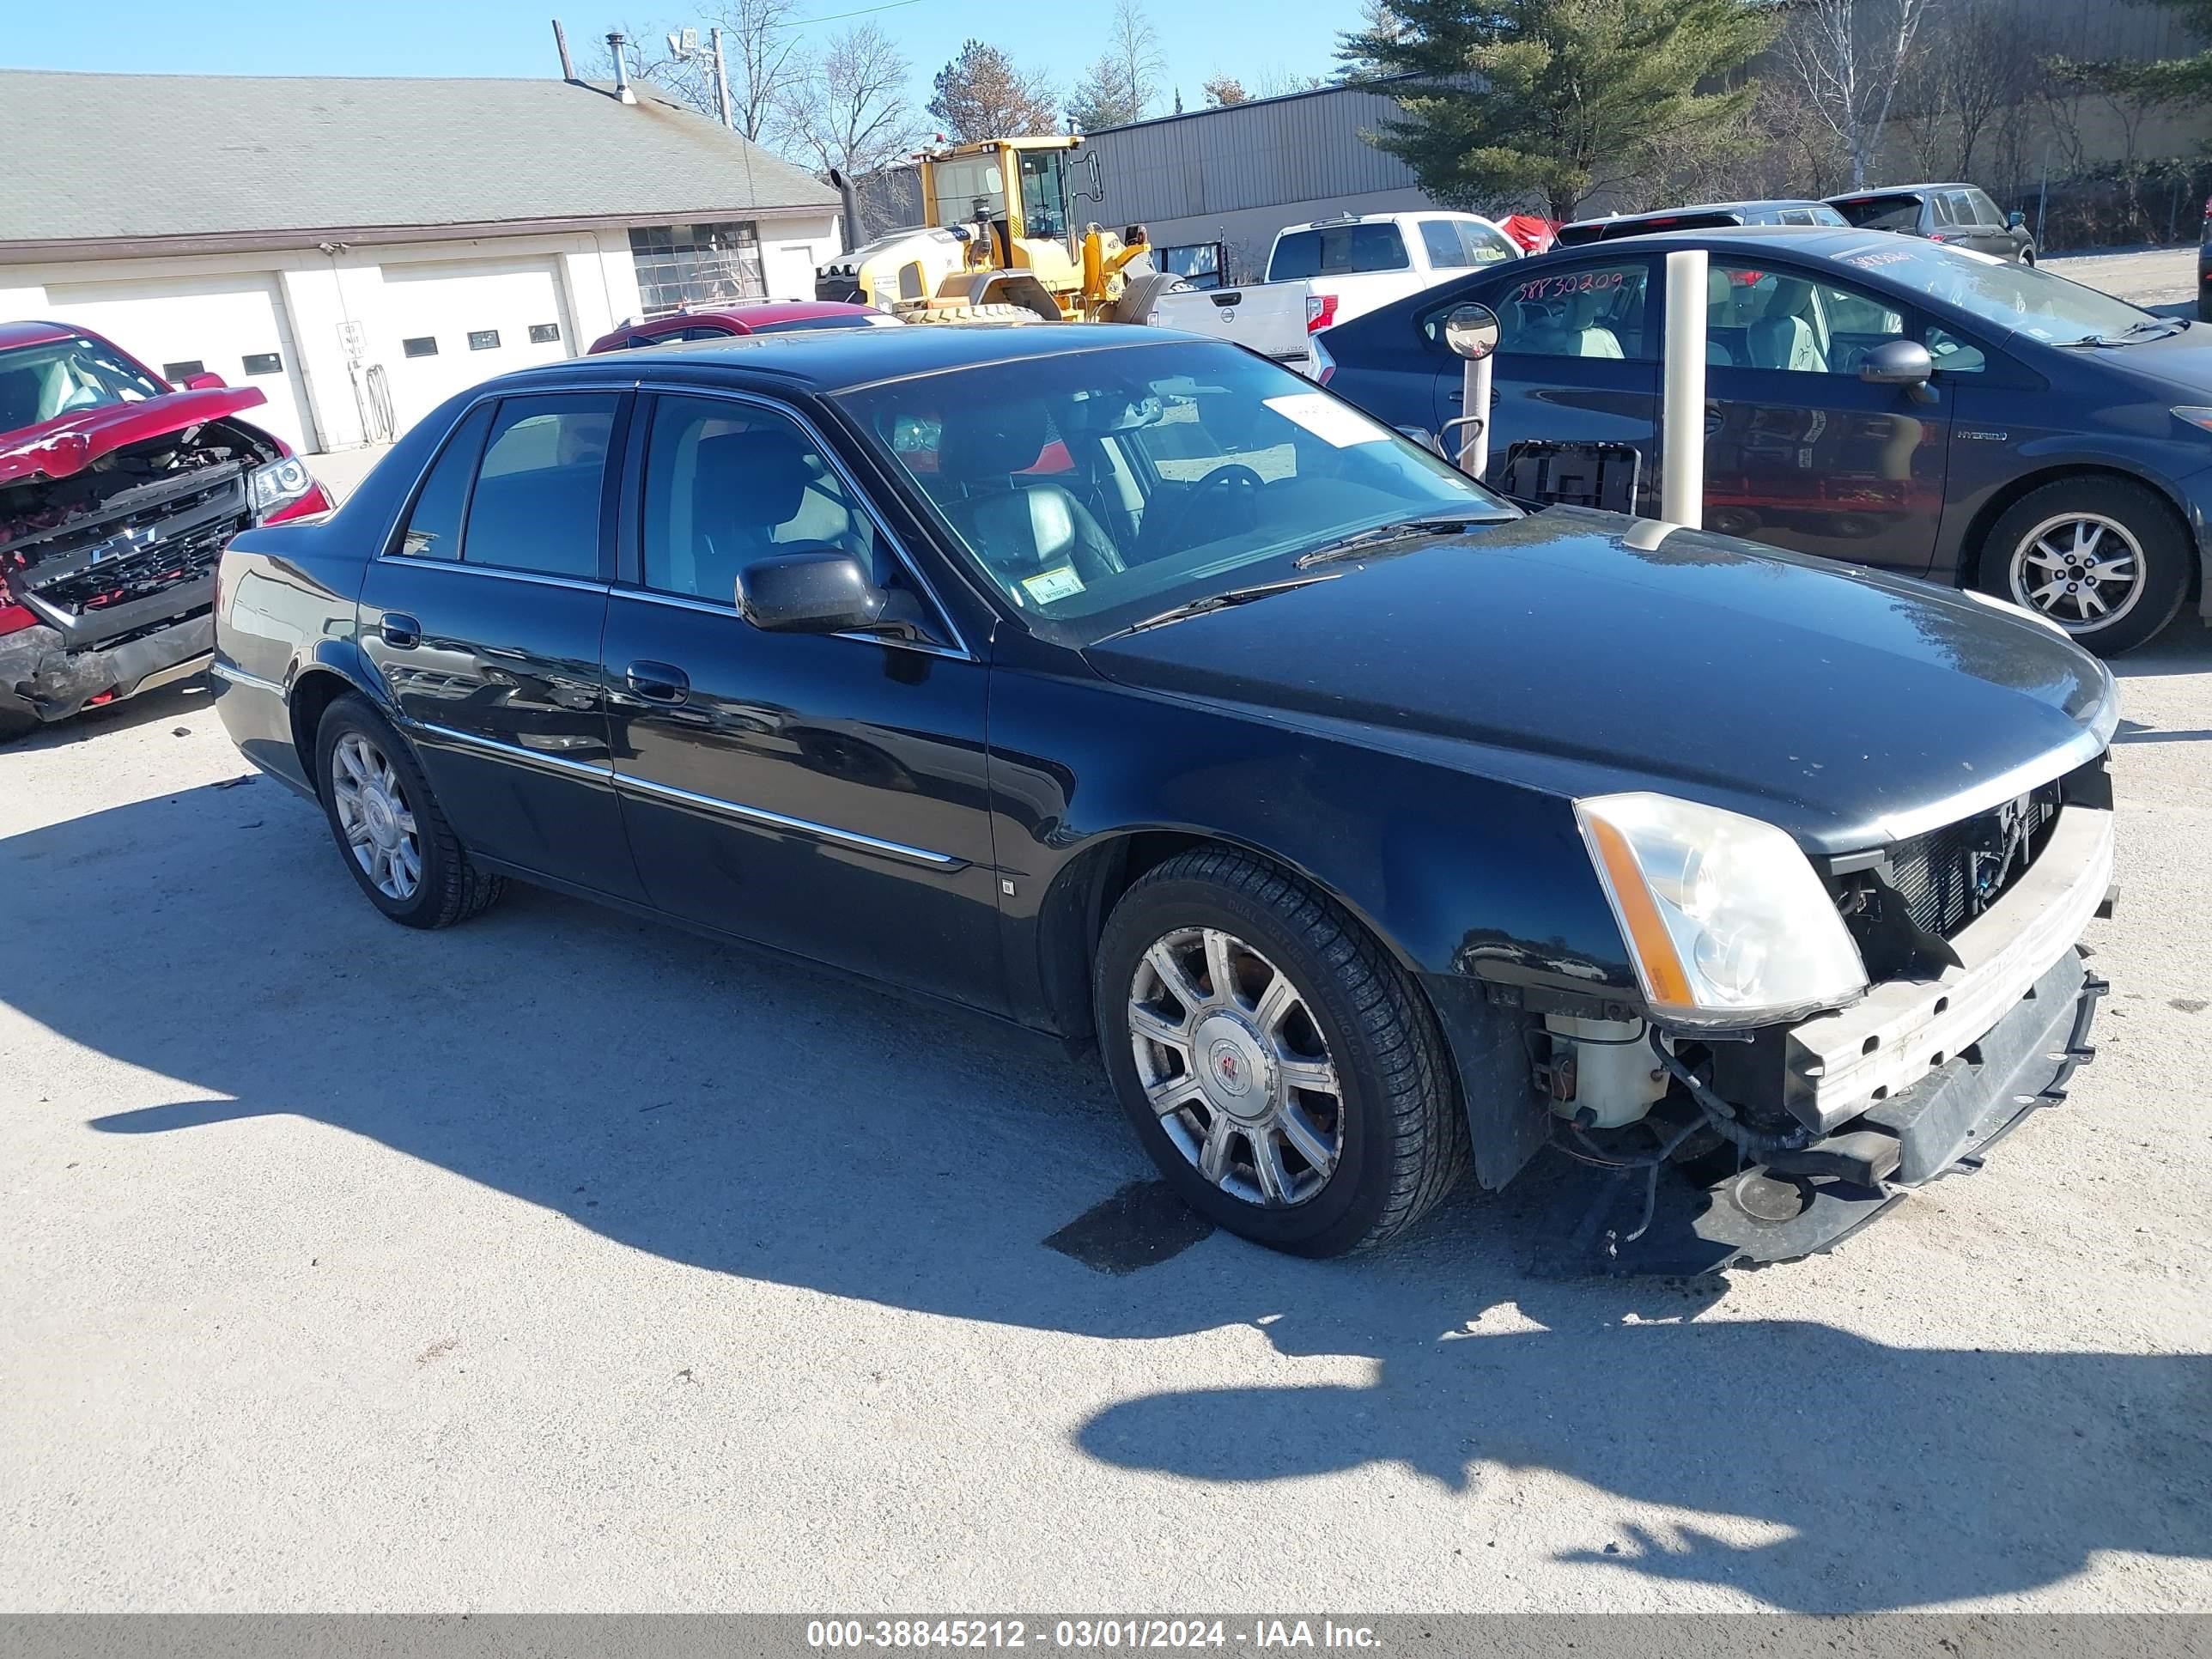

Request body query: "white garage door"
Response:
[40, 270, 315, 453]
[375, 258, 574, 434]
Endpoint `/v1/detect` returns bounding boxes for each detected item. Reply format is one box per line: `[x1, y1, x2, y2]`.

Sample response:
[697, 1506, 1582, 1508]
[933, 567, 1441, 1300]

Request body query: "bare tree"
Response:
[595, 5, 805, 150]
[782, 22, 925, 219]
[1778, 0, 1941, 188]
[1067, 0, 1164, 129]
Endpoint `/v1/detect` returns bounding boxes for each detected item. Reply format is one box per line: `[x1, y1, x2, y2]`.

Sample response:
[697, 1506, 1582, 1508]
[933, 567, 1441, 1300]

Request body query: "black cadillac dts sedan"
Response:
[210, 325, 2118, 1268]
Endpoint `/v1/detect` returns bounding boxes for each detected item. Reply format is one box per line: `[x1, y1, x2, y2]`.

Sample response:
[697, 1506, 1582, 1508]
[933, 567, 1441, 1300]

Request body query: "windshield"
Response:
[1832, 237, 2155, 343]
[0, 335, 169, 434]
[836, 340, 1512, 640]
[933, 155, 1006, 224]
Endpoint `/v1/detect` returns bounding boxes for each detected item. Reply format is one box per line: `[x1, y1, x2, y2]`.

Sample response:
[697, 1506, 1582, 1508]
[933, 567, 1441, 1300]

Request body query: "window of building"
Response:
[460, 395, 618, 578]
[241, 352, 283, 376]
[467, 330, 501, 351]
[395, 404, 493, 561]
[162, 360, 206, 382]
[402, 337, 439, 358]
[629, 222, 766, 316]
[528, 323, 562, 344]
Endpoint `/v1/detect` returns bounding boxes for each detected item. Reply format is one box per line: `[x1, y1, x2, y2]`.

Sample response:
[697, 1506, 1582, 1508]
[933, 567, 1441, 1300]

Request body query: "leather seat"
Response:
[684, 428, 819, 600]
[933, 406, 1124, 592]
[1747, 278, 1826, 372]
[1705, 268, 1736, 366]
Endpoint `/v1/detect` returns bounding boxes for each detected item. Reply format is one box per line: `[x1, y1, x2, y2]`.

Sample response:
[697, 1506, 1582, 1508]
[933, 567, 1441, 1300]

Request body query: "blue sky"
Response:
[6, 0, 1352, 125]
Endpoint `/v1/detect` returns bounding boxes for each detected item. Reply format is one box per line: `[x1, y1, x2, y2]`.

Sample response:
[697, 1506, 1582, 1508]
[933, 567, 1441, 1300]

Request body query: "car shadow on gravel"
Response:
[3, 777, 2206, 1613]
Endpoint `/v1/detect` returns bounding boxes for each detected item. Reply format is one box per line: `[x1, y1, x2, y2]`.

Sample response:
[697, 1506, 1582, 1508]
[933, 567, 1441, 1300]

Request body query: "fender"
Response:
[984, 652, 1635, 1036]
[1934, 429, 2212, 597]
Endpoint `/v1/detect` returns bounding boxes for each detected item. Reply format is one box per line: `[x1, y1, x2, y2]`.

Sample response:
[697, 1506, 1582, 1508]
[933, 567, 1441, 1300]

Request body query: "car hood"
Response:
[1081, 507, 2115, 854]
[0, 386, 270, 486]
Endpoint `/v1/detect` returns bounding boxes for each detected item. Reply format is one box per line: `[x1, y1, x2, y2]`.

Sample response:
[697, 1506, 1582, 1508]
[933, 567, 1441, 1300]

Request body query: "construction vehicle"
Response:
[817, 135, 1178, 326]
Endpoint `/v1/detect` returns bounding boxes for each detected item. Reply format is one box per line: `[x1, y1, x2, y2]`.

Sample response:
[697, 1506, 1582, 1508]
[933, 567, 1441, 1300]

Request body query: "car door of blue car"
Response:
[1691, 260, 1950, 574]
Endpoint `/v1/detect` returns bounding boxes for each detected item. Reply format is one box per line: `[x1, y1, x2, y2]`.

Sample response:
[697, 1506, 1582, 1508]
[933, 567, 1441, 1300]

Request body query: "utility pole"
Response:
[711, 26, 734, 131]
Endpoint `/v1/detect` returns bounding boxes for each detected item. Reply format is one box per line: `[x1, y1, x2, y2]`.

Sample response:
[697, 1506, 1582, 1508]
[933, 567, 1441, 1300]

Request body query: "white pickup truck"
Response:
[1146, 210, 1522, 376]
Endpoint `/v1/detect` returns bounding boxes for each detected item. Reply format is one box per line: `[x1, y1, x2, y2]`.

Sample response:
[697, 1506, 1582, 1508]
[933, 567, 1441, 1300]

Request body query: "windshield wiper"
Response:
[1294, 512, 1502, 568]
[1108, 574, 1337, 636]
[2056, 317, 2188, 347]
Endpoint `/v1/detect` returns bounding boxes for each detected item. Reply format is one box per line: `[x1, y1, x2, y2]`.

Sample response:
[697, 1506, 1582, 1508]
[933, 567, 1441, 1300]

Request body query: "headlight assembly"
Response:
[248, 456, 313, 515]
[1576, 792, 1868, 1030]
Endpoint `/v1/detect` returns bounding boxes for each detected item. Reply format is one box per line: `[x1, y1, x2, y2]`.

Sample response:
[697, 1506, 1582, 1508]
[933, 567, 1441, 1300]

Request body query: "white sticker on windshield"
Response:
[1022, 565, 1085, 605]
[1264, 392, 1391, 447]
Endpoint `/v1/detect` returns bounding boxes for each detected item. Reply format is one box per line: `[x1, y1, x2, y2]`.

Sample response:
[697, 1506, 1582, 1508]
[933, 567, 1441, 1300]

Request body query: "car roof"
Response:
[515, 321, 1185, 396]
[0, 319, 88, 350]
[1525, 223, 1881, 260]
[1827, 184, 1968, 200]
[641, 301, 879, 329]
[1565, 198, 1831, 227]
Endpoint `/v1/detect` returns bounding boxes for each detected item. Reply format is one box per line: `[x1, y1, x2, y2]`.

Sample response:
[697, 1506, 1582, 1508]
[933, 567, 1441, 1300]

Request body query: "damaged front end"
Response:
[1529, 757, 2117, 1275]
[1, 416, 321, 734]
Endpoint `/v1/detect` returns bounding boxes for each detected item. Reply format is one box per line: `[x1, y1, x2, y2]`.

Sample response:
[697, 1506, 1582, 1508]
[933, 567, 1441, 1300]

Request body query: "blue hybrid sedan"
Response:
[1316, 225, 2212, 654]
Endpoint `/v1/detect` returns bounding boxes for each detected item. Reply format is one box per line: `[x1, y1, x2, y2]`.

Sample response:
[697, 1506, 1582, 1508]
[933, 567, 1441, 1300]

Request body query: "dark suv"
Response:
[1829, 184, 2037, 264]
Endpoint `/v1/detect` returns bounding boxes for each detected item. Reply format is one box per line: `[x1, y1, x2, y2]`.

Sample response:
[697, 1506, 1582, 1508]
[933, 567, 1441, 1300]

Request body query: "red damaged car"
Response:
[0, 321, 332, 740]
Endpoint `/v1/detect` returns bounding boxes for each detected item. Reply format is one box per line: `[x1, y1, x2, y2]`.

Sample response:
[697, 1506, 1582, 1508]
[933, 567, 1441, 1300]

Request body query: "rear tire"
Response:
[313, 695, 503, 928]
[1093, 848, 1468, 1256]
[1977, 476, 2189, 656]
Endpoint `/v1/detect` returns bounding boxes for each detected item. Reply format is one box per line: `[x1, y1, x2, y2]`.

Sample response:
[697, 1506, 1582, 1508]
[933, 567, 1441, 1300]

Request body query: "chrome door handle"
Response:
[380, 612, 421, 649]
[624, 660, 690, 705]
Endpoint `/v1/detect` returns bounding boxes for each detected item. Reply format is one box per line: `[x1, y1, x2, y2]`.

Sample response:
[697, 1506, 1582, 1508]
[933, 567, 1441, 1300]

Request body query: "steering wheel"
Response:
[1146, 464, 1265, 556]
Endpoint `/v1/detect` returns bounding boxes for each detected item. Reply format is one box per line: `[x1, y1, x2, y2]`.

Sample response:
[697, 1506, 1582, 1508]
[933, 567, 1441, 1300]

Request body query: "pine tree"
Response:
[927, 40, 1059, 142]
[1340, 0, 1776, 221]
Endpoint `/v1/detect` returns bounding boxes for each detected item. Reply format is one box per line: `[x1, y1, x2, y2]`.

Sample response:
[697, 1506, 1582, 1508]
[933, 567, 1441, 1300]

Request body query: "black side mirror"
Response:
[734, 546, 887, 634]
[2008, 210, 2027, 229]
[1860, 338, 1938, 403]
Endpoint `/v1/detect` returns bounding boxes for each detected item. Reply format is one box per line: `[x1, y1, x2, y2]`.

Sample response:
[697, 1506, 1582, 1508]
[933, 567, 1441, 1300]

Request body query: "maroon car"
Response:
[586, 300, 896, 355]
[1, 321, 334, 739]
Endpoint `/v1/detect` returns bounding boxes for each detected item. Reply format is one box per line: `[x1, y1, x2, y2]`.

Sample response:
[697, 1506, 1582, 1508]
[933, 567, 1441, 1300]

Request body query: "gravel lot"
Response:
[5, 252, 2210, 1616]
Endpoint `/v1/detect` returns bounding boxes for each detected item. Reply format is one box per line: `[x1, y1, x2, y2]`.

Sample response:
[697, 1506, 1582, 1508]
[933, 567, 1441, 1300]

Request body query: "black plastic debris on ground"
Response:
[1045, 1180, 1213, 1275]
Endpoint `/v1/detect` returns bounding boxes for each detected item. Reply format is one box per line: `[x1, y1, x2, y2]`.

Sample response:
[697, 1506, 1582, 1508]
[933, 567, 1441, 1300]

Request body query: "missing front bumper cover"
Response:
[1534, 947, 2106, 1277]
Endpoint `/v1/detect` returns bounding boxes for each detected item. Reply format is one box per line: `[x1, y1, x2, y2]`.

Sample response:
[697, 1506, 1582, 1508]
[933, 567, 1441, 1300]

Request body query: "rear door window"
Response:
[1267, 222, 1412, 281]
[460, 395, 618, 579]
[1418, 220, 1474, 269]
[1430, 261, 1652, 359]
[394, 404, 493, 561]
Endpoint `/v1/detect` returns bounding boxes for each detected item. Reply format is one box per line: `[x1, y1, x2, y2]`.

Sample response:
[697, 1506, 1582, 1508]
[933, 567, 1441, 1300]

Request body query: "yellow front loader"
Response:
[817, 135, 1179, 326]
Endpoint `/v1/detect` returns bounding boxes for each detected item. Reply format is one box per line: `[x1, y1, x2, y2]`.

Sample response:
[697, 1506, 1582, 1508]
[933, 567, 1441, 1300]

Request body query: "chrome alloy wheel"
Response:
[1127, 927, 1345, 1208]
[330, 732, 422, 901]
[2009, 512, 2146, 633]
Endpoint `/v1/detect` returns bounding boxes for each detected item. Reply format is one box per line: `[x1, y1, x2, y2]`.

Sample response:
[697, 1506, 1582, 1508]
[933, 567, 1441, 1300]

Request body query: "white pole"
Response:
[1455, 354, 1493, 479]
[1661, 247, 1708, 529]
[711, 27, 734, 131]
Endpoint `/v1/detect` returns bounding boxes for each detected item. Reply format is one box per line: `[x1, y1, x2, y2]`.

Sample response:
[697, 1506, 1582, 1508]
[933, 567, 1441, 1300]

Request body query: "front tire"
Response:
[1093, 848, 1468, 1256]
[314, 695, 503, 928]
[1977, 477, 2189, 655]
